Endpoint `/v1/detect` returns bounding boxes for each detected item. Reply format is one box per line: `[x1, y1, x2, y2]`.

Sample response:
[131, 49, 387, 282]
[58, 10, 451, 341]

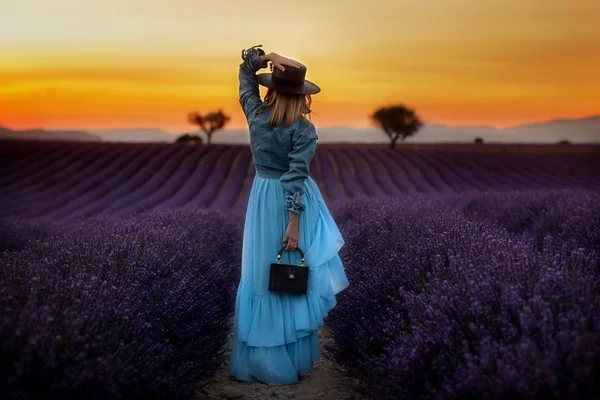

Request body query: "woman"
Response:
[228, 45, 350, 385]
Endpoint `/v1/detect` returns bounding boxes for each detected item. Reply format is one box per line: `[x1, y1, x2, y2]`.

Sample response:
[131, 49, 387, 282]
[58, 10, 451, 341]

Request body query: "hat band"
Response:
[272, 74, 304, 87]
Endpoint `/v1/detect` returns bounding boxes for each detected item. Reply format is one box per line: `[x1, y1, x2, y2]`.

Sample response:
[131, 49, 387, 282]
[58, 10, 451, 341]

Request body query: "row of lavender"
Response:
[2, 189, 598, 399]
[1, 140, 599, 221]
[0, 207, 243, 400]
[326, 189, 600, 399]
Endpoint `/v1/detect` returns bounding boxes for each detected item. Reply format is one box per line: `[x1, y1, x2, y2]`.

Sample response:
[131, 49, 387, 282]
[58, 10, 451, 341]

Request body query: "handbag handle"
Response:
[276, 245, 305, 267]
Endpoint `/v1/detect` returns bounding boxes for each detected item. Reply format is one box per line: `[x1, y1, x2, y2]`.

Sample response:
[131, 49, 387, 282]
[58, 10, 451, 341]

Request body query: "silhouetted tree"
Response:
[557, 139, 571, 145]
[371, 105, 423, 149]
[188, 110, 230, 144]
[175, 133, 203, 144]
[474, 137, 484, 144]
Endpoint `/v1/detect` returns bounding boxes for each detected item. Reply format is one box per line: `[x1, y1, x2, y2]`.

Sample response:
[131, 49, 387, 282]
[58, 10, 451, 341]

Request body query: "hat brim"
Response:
[256, 73, 321, 95]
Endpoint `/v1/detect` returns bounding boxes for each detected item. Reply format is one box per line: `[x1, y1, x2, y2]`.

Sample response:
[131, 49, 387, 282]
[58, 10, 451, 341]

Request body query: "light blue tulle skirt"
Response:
[228, 172, 350, 384]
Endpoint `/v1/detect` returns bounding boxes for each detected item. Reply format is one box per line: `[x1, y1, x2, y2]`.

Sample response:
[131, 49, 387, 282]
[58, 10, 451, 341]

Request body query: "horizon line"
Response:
[2, 113, 599, 134]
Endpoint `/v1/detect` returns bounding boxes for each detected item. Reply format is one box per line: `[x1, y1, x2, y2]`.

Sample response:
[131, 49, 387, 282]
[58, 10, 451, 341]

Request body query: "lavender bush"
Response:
[457, 189, 600, 252]
[0, 206, 243, 400]
[0, 216, 69, 254]
[328, 195, 600, 400]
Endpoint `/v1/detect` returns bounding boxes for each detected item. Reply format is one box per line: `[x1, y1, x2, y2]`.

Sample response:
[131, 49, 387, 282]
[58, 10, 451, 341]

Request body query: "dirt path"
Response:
[191, 317, 367, 400]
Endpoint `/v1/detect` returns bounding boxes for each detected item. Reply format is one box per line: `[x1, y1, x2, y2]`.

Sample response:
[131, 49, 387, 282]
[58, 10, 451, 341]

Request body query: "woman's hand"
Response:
[262, 52, 304, 72]
[282, 212, 299, 251]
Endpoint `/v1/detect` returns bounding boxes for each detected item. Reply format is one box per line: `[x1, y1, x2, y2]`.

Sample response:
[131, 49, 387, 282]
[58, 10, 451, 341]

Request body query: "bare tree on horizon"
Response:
[371, 105, 423, 149]
[187, 110, 231, 144]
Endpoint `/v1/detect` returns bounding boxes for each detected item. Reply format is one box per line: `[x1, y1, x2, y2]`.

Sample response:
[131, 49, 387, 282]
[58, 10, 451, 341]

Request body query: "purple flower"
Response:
[327, 192, 600, 399]
[0, 205, 243, 400]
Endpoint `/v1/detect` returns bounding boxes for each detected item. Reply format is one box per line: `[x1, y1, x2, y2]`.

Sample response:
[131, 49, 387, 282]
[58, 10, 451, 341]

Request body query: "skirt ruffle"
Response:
[228, 174, 349, 384]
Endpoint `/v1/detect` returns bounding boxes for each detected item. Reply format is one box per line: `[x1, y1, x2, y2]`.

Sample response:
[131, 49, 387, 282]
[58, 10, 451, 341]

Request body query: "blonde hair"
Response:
[261, 88, 312, 128]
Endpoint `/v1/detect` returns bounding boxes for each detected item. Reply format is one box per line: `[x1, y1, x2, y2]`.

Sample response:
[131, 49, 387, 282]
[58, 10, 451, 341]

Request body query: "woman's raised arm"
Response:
[238, 46, 269, 119]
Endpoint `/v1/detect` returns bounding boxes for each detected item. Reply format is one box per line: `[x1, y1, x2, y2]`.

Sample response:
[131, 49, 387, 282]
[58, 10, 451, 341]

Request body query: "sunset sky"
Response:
[1, 0, 599, 132]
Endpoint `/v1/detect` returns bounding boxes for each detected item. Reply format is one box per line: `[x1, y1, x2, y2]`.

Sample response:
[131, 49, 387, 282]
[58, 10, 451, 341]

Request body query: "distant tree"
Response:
[188, 110, 231, 144]
[474, 137, 484, 144]
[175, 133, 203, 144]
[371, 105, 423, 149]
[557, 139, 571, 145]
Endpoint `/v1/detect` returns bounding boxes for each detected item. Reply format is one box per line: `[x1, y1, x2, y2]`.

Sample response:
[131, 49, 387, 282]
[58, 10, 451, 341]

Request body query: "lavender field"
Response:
[1, 140, 599, 221]
[1, 139, 600, 399]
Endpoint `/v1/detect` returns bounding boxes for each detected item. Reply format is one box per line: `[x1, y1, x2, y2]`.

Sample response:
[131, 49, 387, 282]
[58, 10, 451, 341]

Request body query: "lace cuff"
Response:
[285, 191, 305, 214]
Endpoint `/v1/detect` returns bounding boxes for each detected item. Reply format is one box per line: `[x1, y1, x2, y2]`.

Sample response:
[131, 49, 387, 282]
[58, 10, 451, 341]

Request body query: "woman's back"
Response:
[247, 107, 318, 179]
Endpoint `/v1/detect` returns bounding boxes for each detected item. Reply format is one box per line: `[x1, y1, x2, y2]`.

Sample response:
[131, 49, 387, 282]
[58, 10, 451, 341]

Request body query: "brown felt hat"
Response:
[256, 64, 321, 95]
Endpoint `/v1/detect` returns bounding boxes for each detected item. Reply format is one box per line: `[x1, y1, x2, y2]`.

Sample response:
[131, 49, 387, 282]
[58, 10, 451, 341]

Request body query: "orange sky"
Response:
[1, 0, 599, 132]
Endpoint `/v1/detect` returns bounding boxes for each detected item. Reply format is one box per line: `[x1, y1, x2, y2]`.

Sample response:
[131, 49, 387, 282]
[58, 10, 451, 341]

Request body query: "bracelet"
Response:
[241, 44, 263, 61]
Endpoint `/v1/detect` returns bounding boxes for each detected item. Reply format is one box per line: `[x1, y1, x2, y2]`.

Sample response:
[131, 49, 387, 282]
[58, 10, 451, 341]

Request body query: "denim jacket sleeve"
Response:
[279, 122, 318, 214]
[239, 48, 268, 119]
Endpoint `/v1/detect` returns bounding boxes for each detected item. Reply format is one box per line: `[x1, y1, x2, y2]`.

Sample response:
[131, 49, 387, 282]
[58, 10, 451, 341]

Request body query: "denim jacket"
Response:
[239, 48, 318, 215]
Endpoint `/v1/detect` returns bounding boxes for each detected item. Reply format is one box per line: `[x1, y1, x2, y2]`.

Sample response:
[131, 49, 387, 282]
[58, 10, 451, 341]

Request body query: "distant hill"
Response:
[213, 115, 600, 144]
[514, 115, 600, 130]
[313, 116, 600, 144]
[3, 115, 598, 144]
[90, 128, 177, 143]
[0, 126, 102, 142]
[498, 115, 600, 143]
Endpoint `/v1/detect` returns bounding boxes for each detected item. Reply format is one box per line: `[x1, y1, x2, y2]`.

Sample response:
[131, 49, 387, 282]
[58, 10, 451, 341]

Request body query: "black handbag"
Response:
[269, 246, 308, 294]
